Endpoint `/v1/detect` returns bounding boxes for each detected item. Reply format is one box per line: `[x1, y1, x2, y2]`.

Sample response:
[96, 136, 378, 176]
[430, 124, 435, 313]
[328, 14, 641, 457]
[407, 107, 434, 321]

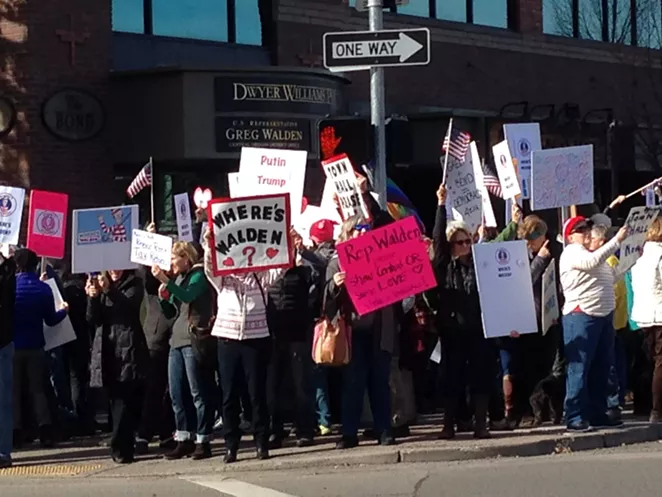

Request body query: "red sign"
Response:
[27, 190, 69, 259]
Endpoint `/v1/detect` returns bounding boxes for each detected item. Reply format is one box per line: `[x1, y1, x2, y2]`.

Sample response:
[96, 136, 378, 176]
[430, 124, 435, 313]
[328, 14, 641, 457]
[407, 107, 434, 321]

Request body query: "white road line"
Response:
[182, 477, 299, 497]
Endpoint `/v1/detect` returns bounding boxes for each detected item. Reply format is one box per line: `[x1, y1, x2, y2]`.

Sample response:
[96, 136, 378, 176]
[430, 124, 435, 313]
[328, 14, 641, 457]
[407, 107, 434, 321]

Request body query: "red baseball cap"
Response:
[563, 216, 593, 240]
[310, 219, 337, 244]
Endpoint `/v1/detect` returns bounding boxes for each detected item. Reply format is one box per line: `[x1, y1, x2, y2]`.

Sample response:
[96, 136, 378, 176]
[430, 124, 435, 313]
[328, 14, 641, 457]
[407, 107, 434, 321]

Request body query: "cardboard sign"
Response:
[445, 153, 482, 233]
[541, 261, 559, 335]
[337, 216, 436, 316]
[239, 147, 307, 223]
[72, 205, 139, 274]
[503, 123, 542, 199]
[208, 193, 292, 276]
[27, 190, 68, 259]
[174, 193, 194, 242]
[531, 145, 594, 211]
[473, 240, 538, 339]
[492, 140, 521, 200]
[131, 229, 173, 270]
[469, 142, 496, 228]
[322, 154, 370, 221]
[43, 279, 76, 352]
[619, 206, 659, 272]
[0, 186, 25, 246]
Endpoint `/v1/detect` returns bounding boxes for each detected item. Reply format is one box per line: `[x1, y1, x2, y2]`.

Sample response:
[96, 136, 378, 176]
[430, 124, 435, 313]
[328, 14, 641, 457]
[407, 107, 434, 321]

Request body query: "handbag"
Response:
[312, 289, 352, 366]
[188, 282, 218, 368]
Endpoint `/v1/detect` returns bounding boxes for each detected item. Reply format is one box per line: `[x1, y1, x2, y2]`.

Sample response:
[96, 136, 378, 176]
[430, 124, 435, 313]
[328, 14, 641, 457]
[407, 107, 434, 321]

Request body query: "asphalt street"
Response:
[3, 442, 662, 497]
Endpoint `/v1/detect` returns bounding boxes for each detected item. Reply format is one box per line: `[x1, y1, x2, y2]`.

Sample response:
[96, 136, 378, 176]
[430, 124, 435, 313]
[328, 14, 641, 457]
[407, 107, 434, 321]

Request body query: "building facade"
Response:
[1, 0, 661, 235]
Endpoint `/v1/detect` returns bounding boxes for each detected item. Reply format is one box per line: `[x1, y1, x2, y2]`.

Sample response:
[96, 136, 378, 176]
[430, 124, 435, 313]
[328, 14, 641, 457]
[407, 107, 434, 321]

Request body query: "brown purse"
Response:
[311, 290, 352, 366]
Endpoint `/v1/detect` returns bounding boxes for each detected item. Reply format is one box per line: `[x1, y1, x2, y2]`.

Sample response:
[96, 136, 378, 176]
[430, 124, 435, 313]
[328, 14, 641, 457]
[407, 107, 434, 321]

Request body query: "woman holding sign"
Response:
[433, 185, 495, 440]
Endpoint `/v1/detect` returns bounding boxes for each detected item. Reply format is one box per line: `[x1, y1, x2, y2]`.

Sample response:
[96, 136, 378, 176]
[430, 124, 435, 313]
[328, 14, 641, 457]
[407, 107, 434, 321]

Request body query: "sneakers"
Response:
[318, 425, 332, 436]
[566, 421, 594, 433]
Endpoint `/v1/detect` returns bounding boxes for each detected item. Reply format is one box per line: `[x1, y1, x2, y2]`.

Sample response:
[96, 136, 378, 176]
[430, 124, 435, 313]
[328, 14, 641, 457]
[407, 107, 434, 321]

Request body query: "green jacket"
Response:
[493, 221, 518, 243]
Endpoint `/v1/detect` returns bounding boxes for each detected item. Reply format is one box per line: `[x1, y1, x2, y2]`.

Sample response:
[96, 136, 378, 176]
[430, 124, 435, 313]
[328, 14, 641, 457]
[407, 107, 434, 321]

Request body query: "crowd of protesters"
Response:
[1, 179, 661, 469]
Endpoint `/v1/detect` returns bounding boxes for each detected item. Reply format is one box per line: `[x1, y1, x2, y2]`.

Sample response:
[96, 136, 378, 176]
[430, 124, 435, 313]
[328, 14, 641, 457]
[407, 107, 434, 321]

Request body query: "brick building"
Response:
[1, 0, 661, 234]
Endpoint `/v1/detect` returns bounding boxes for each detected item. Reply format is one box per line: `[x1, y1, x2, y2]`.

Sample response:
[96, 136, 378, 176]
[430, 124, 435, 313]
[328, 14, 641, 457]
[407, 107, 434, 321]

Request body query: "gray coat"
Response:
[88, 273, 148, 388]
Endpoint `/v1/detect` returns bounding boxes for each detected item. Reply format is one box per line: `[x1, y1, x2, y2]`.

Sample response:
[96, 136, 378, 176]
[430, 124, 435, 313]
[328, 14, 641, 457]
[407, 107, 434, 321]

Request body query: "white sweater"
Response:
[630, 242, 662, 327]
[559, 238, 620, 317]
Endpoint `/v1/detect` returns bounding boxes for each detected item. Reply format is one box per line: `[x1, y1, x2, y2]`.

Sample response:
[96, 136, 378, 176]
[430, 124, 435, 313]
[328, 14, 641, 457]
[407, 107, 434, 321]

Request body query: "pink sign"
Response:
[27, 189, 69, 259]
[337, 216, 437, 316]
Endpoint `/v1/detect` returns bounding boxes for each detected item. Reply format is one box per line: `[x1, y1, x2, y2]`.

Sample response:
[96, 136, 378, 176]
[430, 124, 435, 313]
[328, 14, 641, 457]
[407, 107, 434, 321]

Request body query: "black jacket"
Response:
[529, 238, 565, 325]
[88, 272, 148, 388]
[432, 205, 483, 333]
[137, 266, 173, 352]
[63, 278, 92, 351]
[0, 256, 16, 349]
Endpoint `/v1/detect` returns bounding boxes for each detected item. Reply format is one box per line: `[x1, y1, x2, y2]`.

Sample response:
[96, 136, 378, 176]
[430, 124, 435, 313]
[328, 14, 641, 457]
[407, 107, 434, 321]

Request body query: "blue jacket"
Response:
[13, 272, 67, 350]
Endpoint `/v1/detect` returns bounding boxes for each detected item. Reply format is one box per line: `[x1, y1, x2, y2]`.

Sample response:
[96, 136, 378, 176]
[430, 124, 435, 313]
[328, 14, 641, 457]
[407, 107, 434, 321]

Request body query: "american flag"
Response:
[442, 125, 471, 162]
[126, 160, 152, 199]
[482, 162, 503, 198]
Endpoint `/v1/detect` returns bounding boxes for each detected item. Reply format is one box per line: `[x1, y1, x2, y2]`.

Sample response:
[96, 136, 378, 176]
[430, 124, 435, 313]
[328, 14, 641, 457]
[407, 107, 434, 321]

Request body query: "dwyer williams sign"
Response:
[323, 28, 430, 71]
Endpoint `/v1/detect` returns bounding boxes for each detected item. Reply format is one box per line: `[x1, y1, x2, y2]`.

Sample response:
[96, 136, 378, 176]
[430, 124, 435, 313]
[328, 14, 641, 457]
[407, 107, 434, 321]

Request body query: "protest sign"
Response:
[193, 187, 213, 209]
[320, 179, 345, 225]
[445, 154, 482, 233]
[72, 205, 139, 274]
[473, 240, 538, 339]
[337, 216, 436, 315]
[208, 193, 292, 276]
[492, 140, 521, 200]
[469, 142, 496, 228]
[503, 123, 541, 199]
[239, 147, 307, 223]
[541, 262, 559, 336]
[322, 154, 370, 221]
[27, 190, 68, 259]
[619, 206, 659, 272]
[531, 145, 594, 211]
[131, 229, 173, 270]
[43, 279, 76, 351]
[0, 186, 25, 245]
[174, 193, 194, 242]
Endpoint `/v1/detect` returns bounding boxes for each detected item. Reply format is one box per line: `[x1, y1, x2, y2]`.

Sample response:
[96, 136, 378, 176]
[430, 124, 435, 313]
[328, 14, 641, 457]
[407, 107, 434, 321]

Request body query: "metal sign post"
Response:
[369, 0, 387, 209]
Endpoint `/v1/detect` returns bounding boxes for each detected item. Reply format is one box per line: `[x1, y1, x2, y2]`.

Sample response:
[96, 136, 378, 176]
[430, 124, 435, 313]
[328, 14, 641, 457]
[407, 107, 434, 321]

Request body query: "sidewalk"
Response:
[3, 414, 662, 478]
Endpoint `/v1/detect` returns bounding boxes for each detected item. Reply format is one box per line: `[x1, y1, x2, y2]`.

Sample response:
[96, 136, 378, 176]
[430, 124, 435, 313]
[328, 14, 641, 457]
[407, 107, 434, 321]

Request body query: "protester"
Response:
[0, 252, 16, 469]
[433, 184, 495, 439]
[13, 248, 68, 449]
[629, 216, 662, 423]
[87, 270, 148, 464]
[559, 216, 628, 432]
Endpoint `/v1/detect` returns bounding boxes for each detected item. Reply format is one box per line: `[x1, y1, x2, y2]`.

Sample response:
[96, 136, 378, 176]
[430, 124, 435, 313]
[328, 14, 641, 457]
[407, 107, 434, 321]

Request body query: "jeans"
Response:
[563, 312, 614, 426]
[314, 366, 331, 428]
[168, 346, 215, 444]
[341, 331, 392, 437]
[608, 331, 628, 409]
[13, 349, 51, 429]
[0, 343, 13, 461]
[217, 338, 271, 448]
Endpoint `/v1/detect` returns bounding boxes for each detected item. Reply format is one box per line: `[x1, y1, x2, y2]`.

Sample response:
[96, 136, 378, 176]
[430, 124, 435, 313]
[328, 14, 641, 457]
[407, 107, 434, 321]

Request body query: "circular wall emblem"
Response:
[518, 138, 531, 156]
[0, 193, 17, 217]
[42, 89, 105, 141]
[0, 96, 17, 138]
[495, 248, 510, 266]
[37, 211, 61, 236]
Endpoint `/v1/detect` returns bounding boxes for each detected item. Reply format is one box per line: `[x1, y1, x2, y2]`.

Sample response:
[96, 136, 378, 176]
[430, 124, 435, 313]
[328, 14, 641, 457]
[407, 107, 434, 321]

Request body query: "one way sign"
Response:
[323, 28, 430, 72]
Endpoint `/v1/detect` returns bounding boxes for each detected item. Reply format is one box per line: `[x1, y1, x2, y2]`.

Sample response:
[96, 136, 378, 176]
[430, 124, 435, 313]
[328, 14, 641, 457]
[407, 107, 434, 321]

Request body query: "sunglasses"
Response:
[452, 239, 472, 246]
[354, 224, 371, 232]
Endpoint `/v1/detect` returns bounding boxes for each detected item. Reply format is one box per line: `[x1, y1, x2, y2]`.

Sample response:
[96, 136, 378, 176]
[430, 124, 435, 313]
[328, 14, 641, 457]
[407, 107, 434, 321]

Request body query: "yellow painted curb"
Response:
[0, 464, 102, 477]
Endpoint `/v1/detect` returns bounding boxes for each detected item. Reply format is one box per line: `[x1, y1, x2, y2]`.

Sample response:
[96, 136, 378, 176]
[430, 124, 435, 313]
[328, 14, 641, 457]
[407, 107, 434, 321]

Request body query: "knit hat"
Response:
[310, 219, 337, 244]
[563, 216, 592, 240]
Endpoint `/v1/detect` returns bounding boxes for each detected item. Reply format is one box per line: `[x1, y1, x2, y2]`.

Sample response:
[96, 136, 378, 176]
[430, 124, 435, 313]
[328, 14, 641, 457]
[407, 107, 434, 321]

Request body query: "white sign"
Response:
[174, 193, 193, 242]
[320, 179, 344, 225]
[619, 206, 659, 272]
[131, 229, 173, 270]
[322, 154, 370, 220]
[445, 154, 482, 233]
[469, 143, 496, 228]
[542, 262, 560, 335]
[43, 279, 76, 351]
[209, 193, 293, 276]
[503, 123, 542, 199]
[0, 186, 25, 246]
[473, 240, 538, 339]
[492, 140, 521, 200]
[239, 147, 307, 223]
[531, 145, 594, 211]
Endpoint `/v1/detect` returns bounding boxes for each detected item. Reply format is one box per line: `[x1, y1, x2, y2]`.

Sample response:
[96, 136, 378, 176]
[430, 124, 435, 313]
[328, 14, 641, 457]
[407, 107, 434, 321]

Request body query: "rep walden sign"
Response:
[215, 117, 310, 152]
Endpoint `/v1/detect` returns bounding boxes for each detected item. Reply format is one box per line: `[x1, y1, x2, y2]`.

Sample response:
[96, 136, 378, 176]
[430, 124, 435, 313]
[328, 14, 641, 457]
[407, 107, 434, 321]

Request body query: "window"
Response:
[638, 0, 662, 48]
[543, 0, 573, 36]
[435, 0, 467, 22]
[112, 0, 264, 46]
[473, 0, 508, 28]
[397, 1, 430, 17]
[112, 0, 144, 33]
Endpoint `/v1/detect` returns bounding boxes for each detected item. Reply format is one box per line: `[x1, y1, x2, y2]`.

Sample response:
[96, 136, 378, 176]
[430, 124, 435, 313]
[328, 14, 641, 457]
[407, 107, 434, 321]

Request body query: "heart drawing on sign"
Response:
[193, 187, 213, 209]
[266, 248, 279, 259]
[222, 257, 235, 267]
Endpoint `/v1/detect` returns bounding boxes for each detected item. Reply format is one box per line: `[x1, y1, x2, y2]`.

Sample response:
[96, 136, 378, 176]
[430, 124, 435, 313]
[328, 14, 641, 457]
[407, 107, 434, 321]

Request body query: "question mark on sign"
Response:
[243, 246, 256, 266]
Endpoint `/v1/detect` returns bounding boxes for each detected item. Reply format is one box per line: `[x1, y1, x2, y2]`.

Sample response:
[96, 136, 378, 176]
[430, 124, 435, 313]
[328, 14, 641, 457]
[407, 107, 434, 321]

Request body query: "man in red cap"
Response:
[559, 216, 628, 433]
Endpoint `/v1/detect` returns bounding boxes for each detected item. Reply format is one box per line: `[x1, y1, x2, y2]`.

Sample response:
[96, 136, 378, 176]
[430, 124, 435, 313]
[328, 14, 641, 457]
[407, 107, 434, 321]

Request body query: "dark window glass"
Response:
[397, 1, 430, 17]
[152, 0, 228, 41]
[638, 0, 662, 48]
[112, 0, 144, 33]
[473, 0, 508, 28]
[607, 0, 632, 44]
[543, 0, 573, 36]
[578, 0, 604, 40]
[235, 0, 262, 45]
[436, 0, 467, 22]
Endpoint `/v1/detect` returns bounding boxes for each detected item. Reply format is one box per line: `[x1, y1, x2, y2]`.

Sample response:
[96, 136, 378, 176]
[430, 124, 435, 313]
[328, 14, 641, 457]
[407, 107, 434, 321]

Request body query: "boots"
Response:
[164, 440, 195, 460]
[473, 395, 491, 439]
[503, 375, 518, 429]
[192, 442, 212, 460]
[439, 398, 457, 440]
